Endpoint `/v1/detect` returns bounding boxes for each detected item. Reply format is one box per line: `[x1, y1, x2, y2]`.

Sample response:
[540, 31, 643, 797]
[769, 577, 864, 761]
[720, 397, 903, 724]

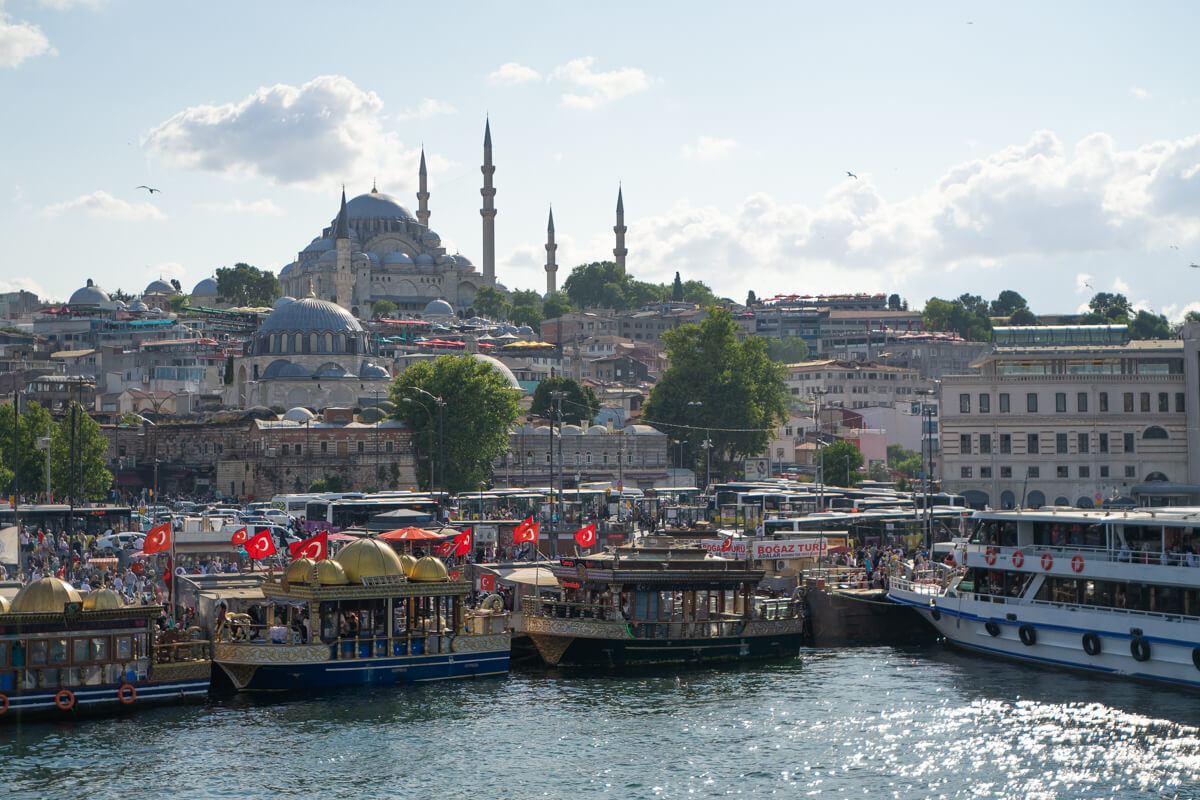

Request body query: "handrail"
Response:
[967, 542, 1199, 568]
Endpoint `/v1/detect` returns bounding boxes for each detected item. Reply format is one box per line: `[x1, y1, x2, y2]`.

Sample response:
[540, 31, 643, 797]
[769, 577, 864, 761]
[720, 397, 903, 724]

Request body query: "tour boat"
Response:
[522, 540, 806, 668]
[887, 508, 1200, 689]
[212, 538, 510, 691]
[0, 579, 211, 720]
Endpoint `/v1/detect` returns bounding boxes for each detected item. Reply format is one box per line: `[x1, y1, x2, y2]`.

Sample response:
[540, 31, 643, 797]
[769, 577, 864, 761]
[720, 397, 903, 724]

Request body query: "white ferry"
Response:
[887, 508, 1200, 689]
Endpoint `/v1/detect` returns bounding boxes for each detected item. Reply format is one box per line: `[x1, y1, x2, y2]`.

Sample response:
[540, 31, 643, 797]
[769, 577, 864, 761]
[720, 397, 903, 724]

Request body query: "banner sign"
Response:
[701, 537, 832, 560]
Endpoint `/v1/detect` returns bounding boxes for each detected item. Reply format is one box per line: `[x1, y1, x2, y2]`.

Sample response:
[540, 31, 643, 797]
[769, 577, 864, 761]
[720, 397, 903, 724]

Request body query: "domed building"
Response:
[191, 277, 219, 307]
[226, 284, 392, 410]
[68, 278, 115, 310]
[143, 278, 178, 309]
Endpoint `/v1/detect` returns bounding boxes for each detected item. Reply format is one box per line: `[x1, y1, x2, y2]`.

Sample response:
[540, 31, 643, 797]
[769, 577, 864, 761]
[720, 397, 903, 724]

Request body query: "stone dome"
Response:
[588, 424, 608, 434]
[359, 363, 389, 379]
[472, 353, 523, 393]
[283, 406, 316, 422]
[517, 325, 534, 336]
[410, 556, 449, 582]
[358, 406, 386, 423]
[115, 299, 128, 310]
[398, 553, 418, 577]
[383, 251, 413, 265]
[11, 577, 82, 613]
[561, 424, 584, 435]
[415, 253, 436, 266]
[315, 559, 350, 585]
[69, 279, 111, 307]
[145, 279, 176, 295]
[335, 537, 404, 583]
[286, 557, 317, 583]
[315, 363, 350, 378]
[259, 296, 363, 334]
[0, 595, 9, 614]
[345, 190, 415, 221]
[262, 359, 309, 380]
[192, 277, 218, 296]
[279, 262, 295, 276]
[129, 300, 149, 312]
[82, 588, 123, 611]
[451, 254, 473, 267]
[317, 249, 339, 265]
[423, 298, 454, 316]
[273, 296, 295, 309]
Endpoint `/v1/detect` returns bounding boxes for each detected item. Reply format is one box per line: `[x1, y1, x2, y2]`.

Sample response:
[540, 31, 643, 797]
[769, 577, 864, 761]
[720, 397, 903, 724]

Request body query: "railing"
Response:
[216, 621, 487, 658]
[522, 597, 804, 634]
[969, 542, 1200, 570]
[153, 638, 211, 664]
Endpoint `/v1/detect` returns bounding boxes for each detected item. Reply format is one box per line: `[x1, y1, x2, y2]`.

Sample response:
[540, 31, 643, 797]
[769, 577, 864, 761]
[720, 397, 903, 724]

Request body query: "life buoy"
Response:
[985, 547, 997, 566]
[944, 553, 955, 566]
[55, 689, 75, 710]
[984, 621, 1001, 637]
[1130, 636, 1151, 662]
[0, 693, 8, 715]
[1071, 554, 1084, 573]
[1082, 632, 1101, 656]
[1018, 624, 1037, 646]
[930, 602, 941, 621]
[1011, 551, 1024, 568]
[119, 683, 136, 705]
[1040, 552, 1054, 571]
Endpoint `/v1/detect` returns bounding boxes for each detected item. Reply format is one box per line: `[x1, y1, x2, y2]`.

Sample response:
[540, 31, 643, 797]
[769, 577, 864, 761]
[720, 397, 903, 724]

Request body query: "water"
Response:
[4, 646, 1200, 800]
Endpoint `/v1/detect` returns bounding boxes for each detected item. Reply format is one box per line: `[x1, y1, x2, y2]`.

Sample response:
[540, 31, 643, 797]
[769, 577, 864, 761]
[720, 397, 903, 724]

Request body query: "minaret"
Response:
[613, 185, 627, 274]
[480, 118, 497, 286]
[333, 187, 352, 307]
[416, 148, 430, 228]
[545, 206, 558, 295]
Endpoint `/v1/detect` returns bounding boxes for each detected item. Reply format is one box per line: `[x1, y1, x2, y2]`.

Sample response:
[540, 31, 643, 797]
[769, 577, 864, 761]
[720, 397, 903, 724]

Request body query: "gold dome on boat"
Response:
[82, 588, 123, 610]
[0, 596, 10, 613]
[398, 553, 418, 577]
[334, 537, 404, 583]
[285, 557, 317, 584]
[410, 556, 449, 582]
[11, 577, 82, 613]
[315, 559, 350, 585]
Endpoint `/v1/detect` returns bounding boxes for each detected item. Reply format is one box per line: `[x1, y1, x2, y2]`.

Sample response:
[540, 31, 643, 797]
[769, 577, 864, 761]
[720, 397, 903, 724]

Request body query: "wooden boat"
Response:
[523, 541, 806, 668]
[212, 538, 510, 691]
[0, 578, 210, 721]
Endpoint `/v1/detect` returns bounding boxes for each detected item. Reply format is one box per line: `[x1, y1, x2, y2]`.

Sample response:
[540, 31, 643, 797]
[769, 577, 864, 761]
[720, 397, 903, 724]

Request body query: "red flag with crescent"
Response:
[230, 527, 248, 546]
[244, 529, 277, 560]
[289, 531, 328, 561]
[143, 522, 171, 554]
[721, 536, 732, 552]
[436, 539, 455, 557]
[512, 516, 538, 544]
[573, 523, 596, 548]
[452, 528, 473, 557]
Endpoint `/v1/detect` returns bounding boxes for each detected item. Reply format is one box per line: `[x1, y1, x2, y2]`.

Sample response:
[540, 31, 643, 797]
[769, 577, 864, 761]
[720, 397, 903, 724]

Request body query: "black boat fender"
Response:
[1130, 636, 1151, 662]
[984, 621, 1001, 637]
[1018, 624, 1037, 646]
[1082, 632, 1102, 656]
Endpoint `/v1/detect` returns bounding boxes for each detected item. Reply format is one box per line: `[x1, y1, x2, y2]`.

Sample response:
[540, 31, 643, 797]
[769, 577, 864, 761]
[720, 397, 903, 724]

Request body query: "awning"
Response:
[1131, 482, 1200, 497]
[484, 565, 559, 589]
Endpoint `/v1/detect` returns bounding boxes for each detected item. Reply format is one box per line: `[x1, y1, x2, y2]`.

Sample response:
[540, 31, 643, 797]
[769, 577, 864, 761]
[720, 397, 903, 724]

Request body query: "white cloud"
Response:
[487, 62, 540, 86]
[551, 56, 650, 110]
[1131, 87, 1151, 100]
[143, 75, 423, 191]
[42, 190, 165, 220]
[681, 136, 738, 161]
[0, 276, 50, 299]
[0, 12, 55, 68]
[1113, 277, 1131, 294]
[200, 198, 284, 216]
[394, 98, 457, 121]
[38, 0, 105, 8]
[1075, 272, 1094, 293]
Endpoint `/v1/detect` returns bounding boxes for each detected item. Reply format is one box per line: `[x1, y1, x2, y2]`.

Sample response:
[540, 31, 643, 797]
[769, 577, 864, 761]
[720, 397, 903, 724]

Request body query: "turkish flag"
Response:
[244, 529, 277, 560]
[721, 536, 732, 552]
[289, 531, 328, 561]
[512, 516, 538, 544]
[435, 539, 455, 557]
[574, 523, 596, 549]
[143, 522, 171, 554]
[479, 573, 496, 592]
[452, 528, 473, 557]
[230, 527, 248, 546]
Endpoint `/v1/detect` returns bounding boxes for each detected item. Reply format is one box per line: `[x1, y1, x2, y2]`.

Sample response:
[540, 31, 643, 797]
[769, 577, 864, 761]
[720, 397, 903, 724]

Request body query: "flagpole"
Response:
[168, 518, 176, 624]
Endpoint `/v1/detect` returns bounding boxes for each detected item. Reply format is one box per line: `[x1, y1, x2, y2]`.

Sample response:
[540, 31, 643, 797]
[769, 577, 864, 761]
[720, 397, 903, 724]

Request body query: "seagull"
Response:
[1190, 263, 1200, 269]
[846, 171, 858, 179]
[1170, 244, 1180, 249]
[136, 185, 161, 194]
[1083, 281, 1094, 290]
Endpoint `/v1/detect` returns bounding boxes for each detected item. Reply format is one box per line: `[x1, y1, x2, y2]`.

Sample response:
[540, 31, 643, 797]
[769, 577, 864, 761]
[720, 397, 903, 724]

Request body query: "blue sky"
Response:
[2, 1, 1198, 319]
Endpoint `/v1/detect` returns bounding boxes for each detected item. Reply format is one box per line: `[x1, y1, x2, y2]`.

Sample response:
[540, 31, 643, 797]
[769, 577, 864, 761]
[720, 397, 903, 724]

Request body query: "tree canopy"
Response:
[821, 440, 864, 487]
[1078, 292, 1171, 339]
[921, 293, 992, 341]
[764, 336, 810, 363]
[561, 262, 726, 312]
[887, 443, 924, 479]
[216, 263, 280, 307]
[542, 291, 577, 321]
[372, 299, 397, 319]
[470, 286, 509, 320]
[0, 401, 52, 498]
[390, 355, 520, 493]
[50, 401, 112, 502]
[642, 307, 787, 484]
[529, 377, 600, 427]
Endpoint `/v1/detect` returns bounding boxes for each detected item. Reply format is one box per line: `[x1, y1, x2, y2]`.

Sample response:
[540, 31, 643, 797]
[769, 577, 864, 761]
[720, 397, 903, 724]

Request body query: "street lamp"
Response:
[811, 389, 827, 510]
[686, 400, 709, 490]
[402, 397, 435, 491]
[411, 387, 445, 495]
[916, 388, 937, 551]
[548, 390, 567, 557]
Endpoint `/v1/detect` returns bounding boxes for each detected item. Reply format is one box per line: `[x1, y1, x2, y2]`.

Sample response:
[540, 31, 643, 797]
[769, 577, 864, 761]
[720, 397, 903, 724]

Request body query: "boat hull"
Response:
[0, 669, 210, 722]
[804, 586, 934, 647]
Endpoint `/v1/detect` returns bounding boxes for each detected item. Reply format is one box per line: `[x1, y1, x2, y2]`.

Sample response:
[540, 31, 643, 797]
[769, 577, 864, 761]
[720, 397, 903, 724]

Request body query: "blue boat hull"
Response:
[1, 679, 210, 721]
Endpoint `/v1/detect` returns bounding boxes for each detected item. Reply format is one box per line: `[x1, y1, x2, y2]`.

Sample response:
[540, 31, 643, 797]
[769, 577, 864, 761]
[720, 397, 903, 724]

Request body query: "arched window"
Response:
[1142, 425, 1169, 440]
[1145, 471, 1169, 482]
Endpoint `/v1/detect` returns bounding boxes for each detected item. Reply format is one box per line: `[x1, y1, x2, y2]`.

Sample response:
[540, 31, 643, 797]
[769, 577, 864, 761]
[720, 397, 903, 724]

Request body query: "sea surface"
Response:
[3, 646, 1200, 800]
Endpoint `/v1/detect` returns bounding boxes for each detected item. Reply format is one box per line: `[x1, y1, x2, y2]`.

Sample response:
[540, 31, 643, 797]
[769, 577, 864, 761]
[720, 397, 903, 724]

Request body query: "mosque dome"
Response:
[358, 406, 386, 423]
[303, 238, 335, 254]
[561, 424, 584, 435]
[317, 250, 339, 265]
[383, 251, 414, 266]
[259, 296, 362, 334]
[114, 300, 128, 310]
[145, 279, 176, 295]
[517, 325, 534, 336]
[359, 363, 389, 379]
[129, 300, 150, 313]
[472, 353, 522, 392]
[82, 588, 123, 611]
[279, 262, 295, 277]
[11, 577, 82, 613]
[421, 230, 442, 247]
[192, 278, 218, 296]
[451, 254, 473, 267]
[398, 553, 418, 578]
[69, 279, 111, 307]
[624, 424, 658, 435]
[315, 364, 350, 378]
[283, 407, 316, 422]
[262, 360, 309, 380]
[314, 559, 350, 585]
[273, 296, 295, 309]
[0, 596, 9, 614]
[423, 298, 454, 316]
[151, 308, 164, 316]
[588, 424, 608, 434]
[335, 537, 405, 583]
[415, 253, 435, 266]
[286, 557, 317, 583]
[345, 190, 415, 221]
[410, 556, 449, 582]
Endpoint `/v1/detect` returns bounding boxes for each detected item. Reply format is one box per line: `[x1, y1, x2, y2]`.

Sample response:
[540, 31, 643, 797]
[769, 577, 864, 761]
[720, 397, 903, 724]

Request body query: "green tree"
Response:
[542, 291, 576, 321]
[1008, 307, 1040, 325]
[921, 294, 992, 341]
[887, 293, 902, 310]
[887, 443, 924, 478]
[109, 288, 134, 303]
[50, 402, 112, 502]
[529, 377, 600, 426]
[0, 400, 52, 497]
[1081, 292, 1132, 324]
[822, 440, 863, 487]
[764, 336, 810, 363]
[642, 307, 787, 484]
[563, 261, 630, 310]
[169, 278, 182, 293]
[671, 272, 684, 302]
[391, 355, 520, 493]
[215, 263, 280, 307]
[167, 294, 191, 313]
[471, 286, 510, 320]
[1129, 309, 1172, 340]
[508, 289, 544, 328]
[372, 299, 397, 319]
[989, 290, 1028, 317]
[868, 461, 891, 482]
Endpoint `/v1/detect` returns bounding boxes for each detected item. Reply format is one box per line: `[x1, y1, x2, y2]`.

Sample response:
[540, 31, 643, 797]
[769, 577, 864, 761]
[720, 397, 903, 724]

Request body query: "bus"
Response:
[0, 504, 136, 537]
[303, 493, 440, 532]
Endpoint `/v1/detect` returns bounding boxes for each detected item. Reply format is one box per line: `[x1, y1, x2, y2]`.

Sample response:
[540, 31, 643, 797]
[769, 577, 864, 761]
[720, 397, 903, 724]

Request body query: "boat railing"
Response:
[152, 635, 211, 664]
[522, 596, 804, 634]
[971, 542, 1200, 569]
[888, 571, 948, 595]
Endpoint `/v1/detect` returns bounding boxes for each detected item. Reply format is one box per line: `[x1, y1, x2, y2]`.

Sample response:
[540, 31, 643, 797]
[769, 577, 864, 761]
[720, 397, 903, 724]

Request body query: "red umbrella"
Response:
[327, 532, 357, 541]
[378, 527, 442, 541]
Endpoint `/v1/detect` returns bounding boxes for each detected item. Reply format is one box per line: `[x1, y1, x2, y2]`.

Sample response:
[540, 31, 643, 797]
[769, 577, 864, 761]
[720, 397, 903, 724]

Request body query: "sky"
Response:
[2, 1, 1199, 320]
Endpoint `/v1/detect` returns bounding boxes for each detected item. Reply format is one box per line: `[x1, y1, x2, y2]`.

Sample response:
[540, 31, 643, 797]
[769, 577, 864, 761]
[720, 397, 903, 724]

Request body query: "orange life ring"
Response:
[0, 693, 8, 714]
[1071, 554, 1084, 573]
[1041, 552, 1054, 570]
[1011, 550, 1024, 568]
[119, 683, 136, 705]
[985, 547, 997, 566]
[944, 553, 955, 566]
[55, 689, 75, 710]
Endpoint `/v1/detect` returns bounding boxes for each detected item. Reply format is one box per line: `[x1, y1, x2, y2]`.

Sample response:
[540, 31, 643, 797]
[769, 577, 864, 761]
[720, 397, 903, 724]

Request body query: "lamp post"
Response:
[811, 389, 827, 511]
[548, 390, 567, 557]
[916, 388, 936, 551]
[402, 397, 435, 492]
[686, 400, 704, 488]
[411, 387, 445, 496]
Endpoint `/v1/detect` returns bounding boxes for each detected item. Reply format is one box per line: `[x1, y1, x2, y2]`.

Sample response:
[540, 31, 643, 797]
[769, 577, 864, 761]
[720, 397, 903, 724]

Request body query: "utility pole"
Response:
[549, 390, 567, 558]
[12, 386, 20, 536]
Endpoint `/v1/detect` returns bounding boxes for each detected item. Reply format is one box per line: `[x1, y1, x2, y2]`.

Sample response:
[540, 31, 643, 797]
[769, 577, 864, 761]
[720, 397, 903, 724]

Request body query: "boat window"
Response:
[48, 639, 67, 664]
[0, 641, 7, 665]
[115, 637, 132, 660]
[39, 668, 59, 688]
[134, 634, 148, 659]
[30, 640, 48, 665]
[91, 637, 109, 661]
[73, 638, 89, 663]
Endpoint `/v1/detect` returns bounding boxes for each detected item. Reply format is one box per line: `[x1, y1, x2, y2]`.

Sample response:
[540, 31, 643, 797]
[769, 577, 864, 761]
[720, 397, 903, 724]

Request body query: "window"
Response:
[1000, 466, 1012, 478]
[980, 466, 992, 478]
[357, 441, 364, 453]
[1177, 393, 1186, 413]
[1100, 465, 1109, 478]
[1028, 466, 1040, 478]
[1099, 433, 1108, 453]
[1124, 432, 1135, 453]
[385, 441, 393, 453]
[1000, 434, 1011, 454]
[1056, 392, 1067, 412]
[979, 394, 990, 413]
[1027, 393, 1038, 412]
[281, 444, 289, 455]
[1077, 392, 1088, 413]
[1027, 433, 1039, 454]
[1159, 392, 1170, 413]
[961, 466, 973, 479]
[1079, 466, 1090, 478]
[1125, 465, 1136, 478]
[960, 434, 972, 454]
[1124, 392, 1134, 412]
[1099, 392, 1108, 412]
[1140, 392, 1151, 412]
[295, 444, 302, 456]
[980, 434, 992, 454]
[1056, 433, 1068, 454]
[1078, 433, 1089, 454]
[320, 441, 327, 454]
[1142, 426, 1169, 440]
[960, 393, 971, 413]
[1057, 466, 1069, 478]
